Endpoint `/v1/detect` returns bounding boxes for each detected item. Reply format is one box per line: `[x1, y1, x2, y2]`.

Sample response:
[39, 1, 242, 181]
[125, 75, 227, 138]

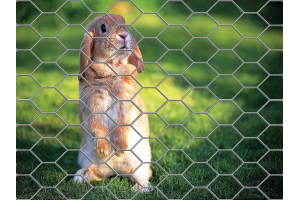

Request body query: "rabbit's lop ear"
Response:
[128, 39, 144, 73]
[79, 31, 94, 81]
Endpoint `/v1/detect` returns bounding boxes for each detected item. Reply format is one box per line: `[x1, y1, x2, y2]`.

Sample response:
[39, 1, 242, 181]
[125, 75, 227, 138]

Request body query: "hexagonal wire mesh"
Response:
[16, 0, 283, 199]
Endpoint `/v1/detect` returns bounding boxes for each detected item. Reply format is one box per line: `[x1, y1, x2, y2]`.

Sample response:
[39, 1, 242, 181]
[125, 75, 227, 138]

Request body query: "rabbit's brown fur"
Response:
[75, 15, 152, 191]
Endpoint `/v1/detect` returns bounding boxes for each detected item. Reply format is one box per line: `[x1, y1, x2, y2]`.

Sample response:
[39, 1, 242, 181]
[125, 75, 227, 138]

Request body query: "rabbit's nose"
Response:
[118, 33, 128, 40]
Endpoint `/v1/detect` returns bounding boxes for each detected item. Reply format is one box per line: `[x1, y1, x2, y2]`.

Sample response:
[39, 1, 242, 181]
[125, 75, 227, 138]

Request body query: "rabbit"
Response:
[73, 14, 152, 192]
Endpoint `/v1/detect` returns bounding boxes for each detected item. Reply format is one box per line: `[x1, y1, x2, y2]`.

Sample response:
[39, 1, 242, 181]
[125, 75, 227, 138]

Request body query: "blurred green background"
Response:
[16, 0, 283, 199]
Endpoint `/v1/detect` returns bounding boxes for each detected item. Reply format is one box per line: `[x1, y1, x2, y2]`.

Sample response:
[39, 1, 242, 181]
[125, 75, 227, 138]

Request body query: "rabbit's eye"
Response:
[101, 24, 107, 33]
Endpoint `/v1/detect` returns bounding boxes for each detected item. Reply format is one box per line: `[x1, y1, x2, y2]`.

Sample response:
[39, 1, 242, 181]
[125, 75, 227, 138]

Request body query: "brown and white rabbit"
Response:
[74, 14, 152, 191]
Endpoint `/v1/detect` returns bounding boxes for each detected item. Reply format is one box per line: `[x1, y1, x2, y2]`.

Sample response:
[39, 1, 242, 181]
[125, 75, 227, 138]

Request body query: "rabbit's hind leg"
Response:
[73, 164, 114, 183]
[131, 163, 152, 193]
[73, 167, 101, 183]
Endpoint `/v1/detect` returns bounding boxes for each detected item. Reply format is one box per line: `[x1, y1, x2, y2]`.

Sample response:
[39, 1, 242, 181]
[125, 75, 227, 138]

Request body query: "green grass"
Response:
[16, 7, 283, 200]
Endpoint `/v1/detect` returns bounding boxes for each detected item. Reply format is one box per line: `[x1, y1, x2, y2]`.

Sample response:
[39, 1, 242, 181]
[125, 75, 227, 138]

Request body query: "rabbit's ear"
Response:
[79, 31, 94, 81]
[128, 40, 144, 73]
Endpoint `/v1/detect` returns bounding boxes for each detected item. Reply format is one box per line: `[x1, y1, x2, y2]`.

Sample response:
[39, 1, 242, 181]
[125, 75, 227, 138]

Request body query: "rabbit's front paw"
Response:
[94, 139, 111, 157]
[114, 141, 128, 157]
[115, 150, 125, 157]
[111, 126, 129, 156]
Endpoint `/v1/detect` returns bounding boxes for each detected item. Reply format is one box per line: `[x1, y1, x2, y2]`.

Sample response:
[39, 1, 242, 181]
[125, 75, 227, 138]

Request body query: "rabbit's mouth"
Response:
[119, 44, 130, 50]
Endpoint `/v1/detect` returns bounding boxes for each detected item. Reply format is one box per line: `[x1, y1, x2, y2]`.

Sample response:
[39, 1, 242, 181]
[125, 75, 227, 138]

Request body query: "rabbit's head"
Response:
[79, 14, 143, 81]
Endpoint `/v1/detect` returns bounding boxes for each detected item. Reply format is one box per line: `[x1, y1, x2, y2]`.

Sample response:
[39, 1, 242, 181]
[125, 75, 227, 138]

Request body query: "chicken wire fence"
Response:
[16, 0, 283, 199]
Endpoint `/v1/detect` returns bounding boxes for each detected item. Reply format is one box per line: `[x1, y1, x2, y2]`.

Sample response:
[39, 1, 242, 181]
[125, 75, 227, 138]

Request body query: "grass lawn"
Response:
[16, 5, 283, 200]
